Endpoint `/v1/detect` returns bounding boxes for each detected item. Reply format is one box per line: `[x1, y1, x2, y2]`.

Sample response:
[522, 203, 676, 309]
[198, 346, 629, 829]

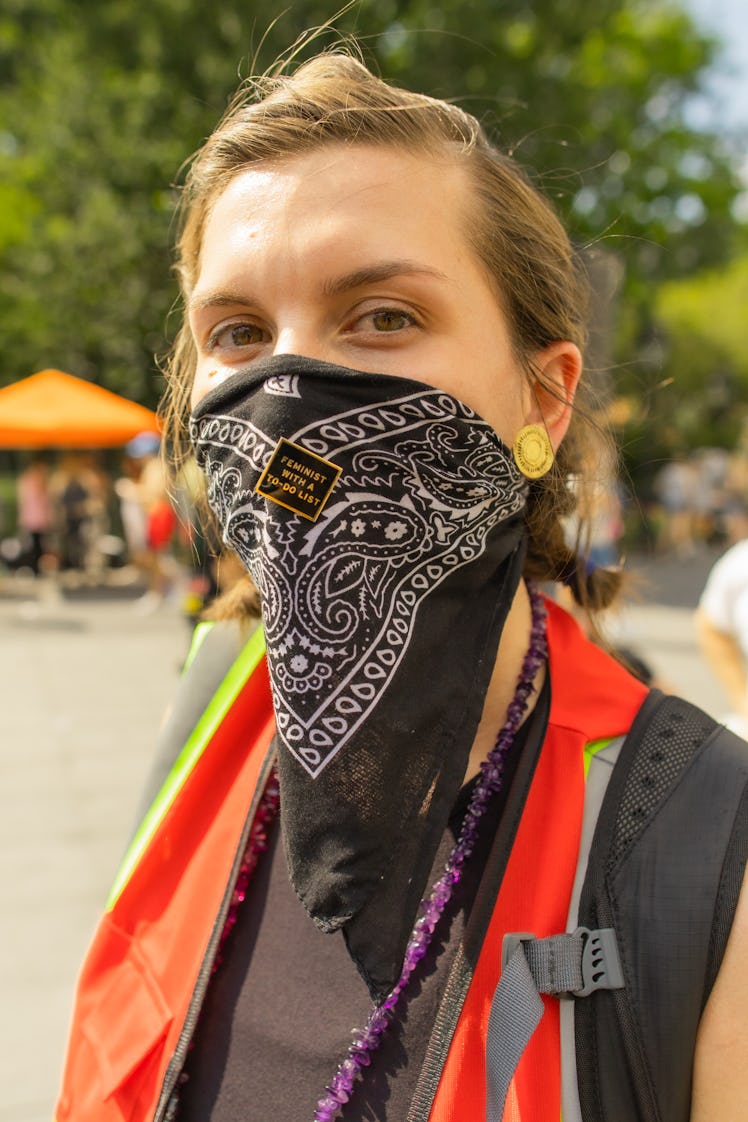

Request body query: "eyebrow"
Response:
[188, 259, 450, 315]
[188, 289, 254, 315]
[321, 259, 450, 296]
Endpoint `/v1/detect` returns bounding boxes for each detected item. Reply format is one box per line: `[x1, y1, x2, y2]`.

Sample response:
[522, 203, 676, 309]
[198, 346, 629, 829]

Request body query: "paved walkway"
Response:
[0, 552, 732, 1121]
[1, 576, 188, 1122]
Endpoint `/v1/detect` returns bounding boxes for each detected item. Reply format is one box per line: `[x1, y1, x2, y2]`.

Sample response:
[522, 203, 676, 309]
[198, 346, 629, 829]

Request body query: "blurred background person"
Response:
[16, 455, 53, 575]
[123, 432, 178, 610]
[653, 453, 698, 557]
[172, 455, 220, 629]
[78, 453, 114, 579]
[696, 536, 748, 738]
[49, 454, 94, 573]
[691, 445, 730, 546]
[49, 453, 111, 576]
[114, 448, 150, 572]
[722, 447, 748, 545]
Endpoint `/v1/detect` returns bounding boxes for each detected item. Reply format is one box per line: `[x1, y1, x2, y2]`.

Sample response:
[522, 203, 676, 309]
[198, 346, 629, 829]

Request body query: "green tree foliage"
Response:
[642, 252, 748, 452]
[658, 253, 748, 385]
[0, 0, 744, 406]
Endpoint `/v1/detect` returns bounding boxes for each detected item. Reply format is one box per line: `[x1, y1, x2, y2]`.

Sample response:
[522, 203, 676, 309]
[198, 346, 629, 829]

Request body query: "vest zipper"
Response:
[151, 747, 278, 1122]
[407, 949, 476, 1121]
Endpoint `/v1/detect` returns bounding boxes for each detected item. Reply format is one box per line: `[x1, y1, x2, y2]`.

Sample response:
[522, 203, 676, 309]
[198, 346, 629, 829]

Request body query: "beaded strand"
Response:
[313, 583, 548, 1120]
[212, 769, 281, 973]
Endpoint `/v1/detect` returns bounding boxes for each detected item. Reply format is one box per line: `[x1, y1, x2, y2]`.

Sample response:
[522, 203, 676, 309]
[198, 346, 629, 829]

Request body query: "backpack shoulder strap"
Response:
[575, 690, 748, 1122]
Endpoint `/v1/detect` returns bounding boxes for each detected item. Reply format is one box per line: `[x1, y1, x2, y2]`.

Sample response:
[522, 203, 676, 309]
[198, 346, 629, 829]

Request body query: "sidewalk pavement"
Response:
[1, 577, 188, 1122]
[0, 554, 733, 1122]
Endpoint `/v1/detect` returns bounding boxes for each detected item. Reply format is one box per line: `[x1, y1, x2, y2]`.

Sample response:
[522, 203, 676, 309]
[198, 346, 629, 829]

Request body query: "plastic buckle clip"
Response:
[571, 926, 624, 997]
[500, 931, 536, 971]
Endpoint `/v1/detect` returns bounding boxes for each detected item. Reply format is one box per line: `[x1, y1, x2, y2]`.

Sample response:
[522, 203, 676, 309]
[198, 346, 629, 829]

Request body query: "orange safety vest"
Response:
[55, 599, 647, 1121]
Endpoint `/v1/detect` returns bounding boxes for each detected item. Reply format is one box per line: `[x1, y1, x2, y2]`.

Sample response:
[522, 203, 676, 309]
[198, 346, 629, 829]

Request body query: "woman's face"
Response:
[189, 144, 575, 445]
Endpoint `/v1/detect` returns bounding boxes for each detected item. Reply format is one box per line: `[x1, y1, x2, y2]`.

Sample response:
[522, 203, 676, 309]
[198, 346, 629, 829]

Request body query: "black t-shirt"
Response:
[176, 697, 542, 1121]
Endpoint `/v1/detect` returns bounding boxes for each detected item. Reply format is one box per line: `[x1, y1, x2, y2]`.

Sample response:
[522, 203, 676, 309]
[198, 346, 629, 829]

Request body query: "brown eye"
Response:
[207, 321, 267, 351]
[229, 323, 265, 346]
[371, 309, 413, 332]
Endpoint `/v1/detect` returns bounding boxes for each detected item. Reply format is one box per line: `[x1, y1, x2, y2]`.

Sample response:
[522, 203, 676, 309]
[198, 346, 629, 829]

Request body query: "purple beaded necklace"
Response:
[208, 582, 548, 1121]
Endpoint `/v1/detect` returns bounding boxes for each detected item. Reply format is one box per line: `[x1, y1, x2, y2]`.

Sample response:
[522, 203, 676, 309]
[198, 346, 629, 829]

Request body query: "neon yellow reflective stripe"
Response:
[583, 736, 613, 779]
[181, 619, 215, 674]
[106, 625, 267, 911]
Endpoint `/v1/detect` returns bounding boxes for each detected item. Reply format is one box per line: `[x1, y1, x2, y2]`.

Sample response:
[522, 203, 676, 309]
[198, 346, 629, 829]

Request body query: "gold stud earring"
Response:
[512, 423, 554, 479]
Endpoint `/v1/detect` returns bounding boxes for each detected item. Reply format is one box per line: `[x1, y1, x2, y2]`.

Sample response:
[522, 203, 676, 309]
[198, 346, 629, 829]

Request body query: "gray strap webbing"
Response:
[561, 737, 624, 1122]
[486, 928, 624, 1122]
[486, 945, 544, 1122]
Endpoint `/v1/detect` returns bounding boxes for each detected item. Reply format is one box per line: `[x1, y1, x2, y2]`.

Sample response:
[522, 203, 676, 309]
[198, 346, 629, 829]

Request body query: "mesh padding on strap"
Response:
[607, 696, 715, 871]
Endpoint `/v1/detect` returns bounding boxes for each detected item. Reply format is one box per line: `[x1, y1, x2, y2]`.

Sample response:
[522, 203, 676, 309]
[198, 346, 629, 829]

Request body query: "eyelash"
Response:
[206, 322, 266, 352]
[353, 307, 417, 334]
[204, 304, 419, 354]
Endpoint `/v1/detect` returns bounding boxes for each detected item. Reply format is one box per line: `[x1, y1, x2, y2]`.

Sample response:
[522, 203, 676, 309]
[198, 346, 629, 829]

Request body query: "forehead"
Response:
[198, 144, 478, 271]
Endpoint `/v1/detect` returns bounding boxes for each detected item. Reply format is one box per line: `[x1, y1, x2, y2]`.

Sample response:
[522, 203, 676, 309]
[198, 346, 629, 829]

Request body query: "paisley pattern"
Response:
[192, 384, 527, 778]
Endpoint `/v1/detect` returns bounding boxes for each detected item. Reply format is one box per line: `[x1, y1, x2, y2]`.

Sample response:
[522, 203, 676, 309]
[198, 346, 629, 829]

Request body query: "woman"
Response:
[56, 51, 748, 1121]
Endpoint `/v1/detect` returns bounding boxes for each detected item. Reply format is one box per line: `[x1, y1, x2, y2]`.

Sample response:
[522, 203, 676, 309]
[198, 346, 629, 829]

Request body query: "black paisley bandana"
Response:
[191, 355, 528, 999]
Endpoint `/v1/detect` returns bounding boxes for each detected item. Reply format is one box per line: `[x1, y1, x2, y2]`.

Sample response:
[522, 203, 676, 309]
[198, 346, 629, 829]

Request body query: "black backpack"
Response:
[485, 691, 748, 1121]
[138, 627, 748, 1121]
[575, 690, 748, 1120]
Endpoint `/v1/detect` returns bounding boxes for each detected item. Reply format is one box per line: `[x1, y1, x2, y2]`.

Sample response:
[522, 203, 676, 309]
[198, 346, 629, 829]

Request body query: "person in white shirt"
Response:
[696, 538, 748, 738]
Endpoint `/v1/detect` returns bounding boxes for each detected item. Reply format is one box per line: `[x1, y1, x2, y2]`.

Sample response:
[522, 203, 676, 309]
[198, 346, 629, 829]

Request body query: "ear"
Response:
[524, 341, 582, 451]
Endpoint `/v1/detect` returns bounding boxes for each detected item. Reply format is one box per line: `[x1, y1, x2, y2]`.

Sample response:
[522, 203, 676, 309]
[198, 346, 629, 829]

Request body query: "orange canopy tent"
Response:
[0, 369, 160, 449]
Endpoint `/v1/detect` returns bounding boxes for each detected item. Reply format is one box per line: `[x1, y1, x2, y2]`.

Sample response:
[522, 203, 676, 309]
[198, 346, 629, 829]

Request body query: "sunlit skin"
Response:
[188, 146, 579, 442]
[189, 143, 580, 775]
[187, 144, 748, 1119]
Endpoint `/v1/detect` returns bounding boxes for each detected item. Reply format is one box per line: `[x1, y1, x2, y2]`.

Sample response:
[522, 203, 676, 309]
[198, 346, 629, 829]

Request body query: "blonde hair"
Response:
[163, 50, 622, 616]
